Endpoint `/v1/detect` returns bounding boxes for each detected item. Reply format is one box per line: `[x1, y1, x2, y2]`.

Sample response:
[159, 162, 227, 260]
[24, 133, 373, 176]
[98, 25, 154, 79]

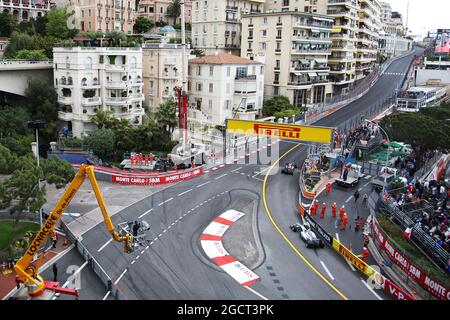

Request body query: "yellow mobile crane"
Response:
[14, 164, 136, 298]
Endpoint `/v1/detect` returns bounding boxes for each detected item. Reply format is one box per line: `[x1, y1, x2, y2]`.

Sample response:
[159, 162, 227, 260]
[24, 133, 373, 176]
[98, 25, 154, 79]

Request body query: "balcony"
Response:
[58, 111, 73, 122]
[224, 44, 239, 49]
[226, 5, 238, 11]
[106, 64, 127, 72]
[58, 96, 73, 104]
[106, 81, 127, 89]
[81, 97, 102, 106]
[106, 97, 129, 105]
[81, 81, 100, 89]
[226, 17, 238, 23]
[129, 94, 144, 102]
[291, 48, 332, 55]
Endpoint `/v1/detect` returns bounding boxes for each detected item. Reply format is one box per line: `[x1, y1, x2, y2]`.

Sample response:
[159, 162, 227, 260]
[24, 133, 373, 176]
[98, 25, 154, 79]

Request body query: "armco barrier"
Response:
[302, 204, 414, 300]
[372, 217, 450, 300]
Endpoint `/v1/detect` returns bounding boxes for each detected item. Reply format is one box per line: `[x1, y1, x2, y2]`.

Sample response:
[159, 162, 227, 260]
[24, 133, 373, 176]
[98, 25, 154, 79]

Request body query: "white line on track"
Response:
[59, 261, 88, 290]
[138, 208, 153, 219]
[131, 260, 135, 265]
[178, 188, 193, 196]
[114, 269, 128, 285]
[102, 291, 111, 300]
[141, 250, 145, 254]
[347, 260, 356, 272]
[197, 181, 211, 188]
[363, 182, 370, 187]
[153, 237, 158, 241]
[320, 260, 335, 281]
[358, 187, 364, 192]
[361, 279, 383, 300]
[230, 167, 241, 173]
[97, 239, 113, 252]
[335, 233, 340, 242]
[158, 197, 173, 206]
[345, 196, 353, 203]
[215, 174, 228, 180]
[245, 286, 269, 301]
[145, 246, 149, 250]
[158, 233, 163, 237]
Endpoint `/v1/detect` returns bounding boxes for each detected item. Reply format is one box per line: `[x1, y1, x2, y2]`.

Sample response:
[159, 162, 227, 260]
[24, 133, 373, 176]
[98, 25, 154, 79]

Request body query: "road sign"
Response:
[226, 119, 333, 144]
[308, 153, 321, 160]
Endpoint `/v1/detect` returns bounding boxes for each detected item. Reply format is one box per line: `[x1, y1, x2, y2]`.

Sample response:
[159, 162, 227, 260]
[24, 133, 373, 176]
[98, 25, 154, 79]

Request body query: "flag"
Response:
[403, 227, 412, 239]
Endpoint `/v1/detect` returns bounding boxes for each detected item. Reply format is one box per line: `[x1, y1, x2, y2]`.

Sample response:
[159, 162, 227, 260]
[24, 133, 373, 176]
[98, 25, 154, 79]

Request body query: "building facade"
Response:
[263, 0, 328, 14]
[54, 47, 145, 138]
[187, 54, 264, 126]
[142, 41, 191, 113]
[138, 0, 192, 24]
[241, 11, 333, 108]
[355, 0, 381, 80]
[378, 33, 412, 58]
[379, 1, 391, 23]
[191, 0, 265, 56]
[0, 0, 50, 21]
[0, 37, 9, 58]
[61, 0, 137, 34]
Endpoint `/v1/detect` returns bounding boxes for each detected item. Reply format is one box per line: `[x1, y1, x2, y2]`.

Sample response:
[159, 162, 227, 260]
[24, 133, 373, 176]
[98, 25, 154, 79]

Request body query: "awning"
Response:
[331, 27, 342, 33]
[300, 59, 310, 65]
[315, 58, 328, 64]
[308, 72, 318, 77]
[311, 29, 321, 33]
[318, 72, 329, 76]
[313, 16, 334, 23]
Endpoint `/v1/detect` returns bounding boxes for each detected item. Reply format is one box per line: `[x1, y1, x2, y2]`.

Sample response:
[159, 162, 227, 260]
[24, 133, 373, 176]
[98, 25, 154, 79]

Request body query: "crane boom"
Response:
[14, 164, 134, 297]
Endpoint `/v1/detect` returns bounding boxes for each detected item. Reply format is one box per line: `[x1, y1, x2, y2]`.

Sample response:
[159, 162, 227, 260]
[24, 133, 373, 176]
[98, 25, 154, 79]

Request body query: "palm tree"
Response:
[166, 0, 181, 26]
[154, 100, 177, 136]
[91, 110, 114, 129]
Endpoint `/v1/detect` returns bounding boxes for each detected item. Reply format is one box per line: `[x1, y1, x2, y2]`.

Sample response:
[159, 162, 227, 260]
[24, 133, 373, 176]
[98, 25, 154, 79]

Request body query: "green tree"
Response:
[0, 12, 14, 37]
[0, 144, 17, 174]
[262, 96, 295, 117]
[191, 48, 205, 57]
[32, 15, 48, 35]
[154, 100, 177, 136]
[86, 129, 116, 161]
[91, 110, 115, 129]
[134, 16, 154, 33]
[41, 156, 75, 188]
[14, 49, 47, 60]
[167, 0, 181, 25]
[4, 31, 34, 58]
[45, 7, 74, 39]
[273, 109, 298, 120]
[0, 106, 30, 137]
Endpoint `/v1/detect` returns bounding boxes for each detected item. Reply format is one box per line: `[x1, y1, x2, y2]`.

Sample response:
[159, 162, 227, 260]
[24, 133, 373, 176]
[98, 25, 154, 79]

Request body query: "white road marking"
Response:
[361, 279, 383, 300]
[345, 196, 353, 203]
[102, 291, 111, 300]
[215, 174, 228, 180]
[230, 167, 241, 173]
[347, 259, 356, 272]
[171, 222, 175, 226]
[145, 246, 149, 250]
[358, 187, 364, 192]
[158, 197, 174, 206]
[178, 188, 193, 196]
[163, 229, 167, 233]
[60, 261, 89, 289]
[240, 172, 245, 175]
[245, 286, 269, 300]
[97, 239, 113, 252]
[158, 233, 163, 237]
[136, 255, 140, 260]
[141, 250, 145, 254]
[363, 182, 370, 187]
[320, 260, 335, 281]
[335, 233, 340, 242]
[138, 208, 153, 219]
[131, 260, 135, 265]
[167, 225, 171, 229]
[114, 269, 128, 285]
[197, 181, 211, 188]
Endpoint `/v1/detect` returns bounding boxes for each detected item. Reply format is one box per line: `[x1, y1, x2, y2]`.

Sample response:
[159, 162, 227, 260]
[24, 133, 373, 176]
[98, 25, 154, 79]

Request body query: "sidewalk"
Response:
[0, 238, 72, 299]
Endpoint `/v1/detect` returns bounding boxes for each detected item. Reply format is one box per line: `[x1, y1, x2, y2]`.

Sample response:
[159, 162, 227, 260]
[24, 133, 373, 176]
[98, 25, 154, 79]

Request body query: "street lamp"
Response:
[28, 120, 45, 227]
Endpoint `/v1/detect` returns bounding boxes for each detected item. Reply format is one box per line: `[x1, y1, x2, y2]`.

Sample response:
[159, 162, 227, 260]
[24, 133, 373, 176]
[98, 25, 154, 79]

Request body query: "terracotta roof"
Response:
[189, 54, 262, 65]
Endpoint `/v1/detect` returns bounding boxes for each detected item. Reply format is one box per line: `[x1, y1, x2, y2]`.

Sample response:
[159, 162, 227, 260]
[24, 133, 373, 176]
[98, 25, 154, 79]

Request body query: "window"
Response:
[225, 100, 230, 109]
[261, 30, 267, 37]
[197, 66, 201, 76]
[273, 87, 279, 96]
[262, 17, 268, 24]
[274, 73, 279, 83]
[236, 67, 248, 79]
[275, 60, 280, 69]
[227, 67, 231, 77]
[197, 83, 202, 92]
[248, 42, 252, 49]
[260, 66, 264, 75]
[260, 42, 266, 50]
[209, 83, 213, 93]
[208, 99, 212, 110]
[209, 66, 214, 76]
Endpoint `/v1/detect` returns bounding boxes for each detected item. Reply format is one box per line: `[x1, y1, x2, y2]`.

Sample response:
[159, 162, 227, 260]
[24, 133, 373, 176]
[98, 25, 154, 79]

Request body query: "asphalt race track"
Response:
[69, 49, 421, 300]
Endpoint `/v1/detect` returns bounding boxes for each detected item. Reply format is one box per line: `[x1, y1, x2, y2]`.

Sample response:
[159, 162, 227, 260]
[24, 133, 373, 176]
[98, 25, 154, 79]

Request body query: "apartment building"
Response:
[378, 32, 412, 58]
[355, 0, 381, 80]
[138, 0, 192, 24]
[241, 11, 333, 108]
[54, 47, 145, 138]
[191, 0, 265, 56]
[142, 40, 191, 113]
[263, 0, 328, 14]
[188, 54, 264, 126]
[62, 0, 137, 34]
[379, 1, 391, 23]
[0, 0, 50, 22]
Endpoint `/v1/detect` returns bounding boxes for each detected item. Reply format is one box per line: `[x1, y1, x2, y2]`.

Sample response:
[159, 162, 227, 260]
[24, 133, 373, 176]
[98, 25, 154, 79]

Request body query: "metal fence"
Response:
[379, 198, 449, 272]
[59, 220, 126, 300]
[414, 152, 443, 181]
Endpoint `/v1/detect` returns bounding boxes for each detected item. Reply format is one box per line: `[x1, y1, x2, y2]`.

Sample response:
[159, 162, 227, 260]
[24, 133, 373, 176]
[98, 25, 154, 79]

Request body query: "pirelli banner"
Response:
[226, 120, 334, 144]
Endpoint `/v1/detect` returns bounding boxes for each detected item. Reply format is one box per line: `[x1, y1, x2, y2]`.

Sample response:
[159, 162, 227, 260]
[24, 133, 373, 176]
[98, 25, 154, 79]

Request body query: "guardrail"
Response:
[0, 59, 53, 64]
[414, 152, 443, 181]
[379, 198, 450, 272]
[59, 220, 126, 300]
